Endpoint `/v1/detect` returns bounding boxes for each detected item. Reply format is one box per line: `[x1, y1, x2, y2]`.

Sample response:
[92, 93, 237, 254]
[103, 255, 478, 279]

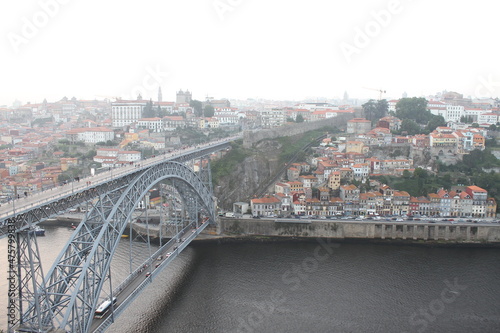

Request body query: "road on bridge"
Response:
[0, 135, 240, 222]
[90, 218, 209, 332]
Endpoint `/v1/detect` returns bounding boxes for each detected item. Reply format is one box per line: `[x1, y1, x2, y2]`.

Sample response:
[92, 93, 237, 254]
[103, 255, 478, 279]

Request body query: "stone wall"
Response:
[243, 114, 354, 148]
[219, 218, 500, 244]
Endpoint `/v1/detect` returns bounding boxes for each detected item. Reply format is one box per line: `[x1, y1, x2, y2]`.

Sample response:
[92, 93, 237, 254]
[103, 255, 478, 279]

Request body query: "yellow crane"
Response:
[363, 87, 386, 100]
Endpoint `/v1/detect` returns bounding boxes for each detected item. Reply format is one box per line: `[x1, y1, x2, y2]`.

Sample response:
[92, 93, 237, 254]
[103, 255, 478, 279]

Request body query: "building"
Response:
[345, 141, 368, 154]
[347, 118, 371, 134]
[138, 117, 163, 132]
[66, 127, 115, 144]
[176, 90, 192, 104]
[112, 99, 148, 127]
[327, 171, 341, 190]
[261, 108, 286, 128]
[250, 195, 281, 217]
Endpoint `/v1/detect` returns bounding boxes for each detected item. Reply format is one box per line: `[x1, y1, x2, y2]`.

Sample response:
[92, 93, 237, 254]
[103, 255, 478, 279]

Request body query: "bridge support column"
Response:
[12, 229, 52, 332]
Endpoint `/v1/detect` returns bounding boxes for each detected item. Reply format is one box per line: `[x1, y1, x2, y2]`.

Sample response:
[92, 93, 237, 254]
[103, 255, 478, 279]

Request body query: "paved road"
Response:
[269, 216, 499, 227]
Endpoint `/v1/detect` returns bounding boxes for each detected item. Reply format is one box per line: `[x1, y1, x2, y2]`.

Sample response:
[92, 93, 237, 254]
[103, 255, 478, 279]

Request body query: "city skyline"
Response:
[1, 0, 499, 106]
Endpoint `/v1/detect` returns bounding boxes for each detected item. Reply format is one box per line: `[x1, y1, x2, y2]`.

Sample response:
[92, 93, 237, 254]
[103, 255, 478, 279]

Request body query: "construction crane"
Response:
[363, 87, 386, 100]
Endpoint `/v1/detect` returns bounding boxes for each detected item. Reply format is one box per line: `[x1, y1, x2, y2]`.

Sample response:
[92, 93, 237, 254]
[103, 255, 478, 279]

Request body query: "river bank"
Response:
[40, 216, 500, 247]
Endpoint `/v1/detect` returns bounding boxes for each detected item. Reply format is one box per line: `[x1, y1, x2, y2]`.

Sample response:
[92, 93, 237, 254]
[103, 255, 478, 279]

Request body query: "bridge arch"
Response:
[23, 161, 215, 333]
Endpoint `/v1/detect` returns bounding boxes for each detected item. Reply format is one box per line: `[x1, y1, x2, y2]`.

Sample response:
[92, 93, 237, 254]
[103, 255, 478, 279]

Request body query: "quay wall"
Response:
[218, 219, 500, 244]
[41, 217, 500, 245]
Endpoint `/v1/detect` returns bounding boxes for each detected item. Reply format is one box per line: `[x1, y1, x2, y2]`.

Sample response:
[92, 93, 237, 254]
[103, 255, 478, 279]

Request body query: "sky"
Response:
[0, 0, 499, 106]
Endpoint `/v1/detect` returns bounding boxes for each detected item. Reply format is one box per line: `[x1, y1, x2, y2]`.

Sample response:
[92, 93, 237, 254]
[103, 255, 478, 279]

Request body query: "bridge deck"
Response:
[0, 137, 237, 238]
[91, 219, 210, 333]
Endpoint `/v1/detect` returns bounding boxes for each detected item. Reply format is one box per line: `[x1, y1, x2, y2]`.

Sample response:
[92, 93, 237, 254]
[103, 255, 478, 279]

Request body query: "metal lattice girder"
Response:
[10, 229, 53, 332]
[0, 140, 231, 239]
[21, 161, 216, 333]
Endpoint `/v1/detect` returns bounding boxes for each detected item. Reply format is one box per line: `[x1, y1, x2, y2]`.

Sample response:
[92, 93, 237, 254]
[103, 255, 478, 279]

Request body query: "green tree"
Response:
[425, 115, 446, 133]
[204, 104, 215, 117]
[362, 99, 387, 123]
[400, 119, 421, 135]
[376, 99, 388, 119]
[395, 97, 429, 124]
[142, 99, 155, 118]
[460, 116, 473, 124]
[362, 99, 377, 122]
[190, 100, 203, 117]
[296, 114, 304, 123]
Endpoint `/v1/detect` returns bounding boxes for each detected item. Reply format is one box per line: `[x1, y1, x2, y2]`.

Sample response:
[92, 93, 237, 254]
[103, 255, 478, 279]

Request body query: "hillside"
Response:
[212, 127, 336, 209]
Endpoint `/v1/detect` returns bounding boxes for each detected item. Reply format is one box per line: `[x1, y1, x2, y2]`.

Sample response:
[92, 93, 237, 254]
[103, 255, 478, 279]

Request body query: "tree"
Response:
[204, 104, 215, 117]
[425, 115, 446, 133]
[142, 99, 155, 118]
[190, 100, 203, 117]
[362, 99, 387, 123]
[395, 97, 430, 124]
[362, 99, 377, 123]
[376, 99, 388, 119]
[400, 119, 421, 135]
[296, 114, 304, 123]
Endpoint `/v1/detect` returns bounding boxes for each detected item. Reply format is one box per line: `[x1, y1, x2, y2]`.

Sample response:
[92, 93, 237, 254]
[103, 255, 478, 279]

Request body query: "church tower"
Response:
[158, 87, 163, 102]
[176, 89, 192, 104]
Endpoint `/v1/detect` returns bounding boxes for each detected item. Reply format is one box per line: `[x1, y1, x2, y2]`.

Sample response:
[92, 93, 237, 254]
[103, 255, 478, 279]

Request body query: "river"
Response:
[1, 227, 500, 333]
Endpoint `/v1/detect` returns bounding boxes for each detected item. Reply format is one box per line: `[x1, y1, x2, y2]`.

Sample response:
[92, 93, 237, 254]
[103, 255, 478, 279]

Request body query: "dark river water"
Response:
[1, 227, 500, 333]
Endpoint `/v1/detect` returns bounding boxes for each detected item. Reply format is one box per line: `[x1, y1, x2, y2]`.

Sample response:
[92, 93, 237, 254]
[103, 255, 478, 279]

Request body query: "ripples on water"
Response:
[2, 229, 500, 333]
[115, 241, 500, 333]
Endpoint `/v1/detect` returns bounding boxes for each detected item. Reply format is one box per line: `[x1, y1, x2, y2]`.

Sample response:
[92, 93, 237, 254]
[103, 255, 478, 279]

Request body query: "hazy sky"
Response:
[1, 0, 498, 106]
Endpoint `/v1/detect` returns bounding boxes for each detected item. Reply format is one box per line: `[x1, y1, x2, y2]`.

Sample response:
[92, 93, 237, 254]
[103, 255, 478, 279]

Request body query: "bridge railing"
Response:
[0, 136, 239, 221]
[94, 221, 205, 332]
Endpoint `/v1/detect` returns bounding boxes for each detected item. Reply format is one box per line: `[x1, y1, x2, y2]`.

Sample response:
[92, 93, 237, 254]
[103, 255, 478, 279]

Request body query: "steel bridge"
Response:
[0, 137, 237, 333]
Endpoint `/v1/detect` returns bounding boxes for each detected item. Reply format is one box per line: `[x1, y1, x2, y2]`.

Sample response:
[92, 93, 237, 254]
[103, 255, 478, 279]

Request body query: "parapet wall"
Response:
[219, 219, 500, 244]
[243, 114, 354, 148]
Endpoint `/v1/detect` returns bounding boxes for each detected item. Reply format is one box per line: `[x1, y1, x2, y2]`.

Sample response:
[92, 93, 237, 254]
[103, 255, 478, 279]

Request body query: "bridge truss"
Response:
[0, 142, 230, 333]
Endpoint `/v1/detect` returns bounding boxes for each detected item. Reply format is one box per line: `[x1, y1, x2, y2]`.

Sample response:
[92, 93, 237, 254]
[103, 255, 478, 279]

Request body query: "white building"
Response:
[261, 108, 286, 128]
[477, 113, 498, 125]
[464, 108, 491, 121]
[138, 117, 163, 132]
[117, 151, 141, 162]
[214, 114, 240, 125]
[352, 163, 370, 180]
[388, 100, 399, 113]
[112, 100, 148, 127]
[66, 127, 115, 144]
